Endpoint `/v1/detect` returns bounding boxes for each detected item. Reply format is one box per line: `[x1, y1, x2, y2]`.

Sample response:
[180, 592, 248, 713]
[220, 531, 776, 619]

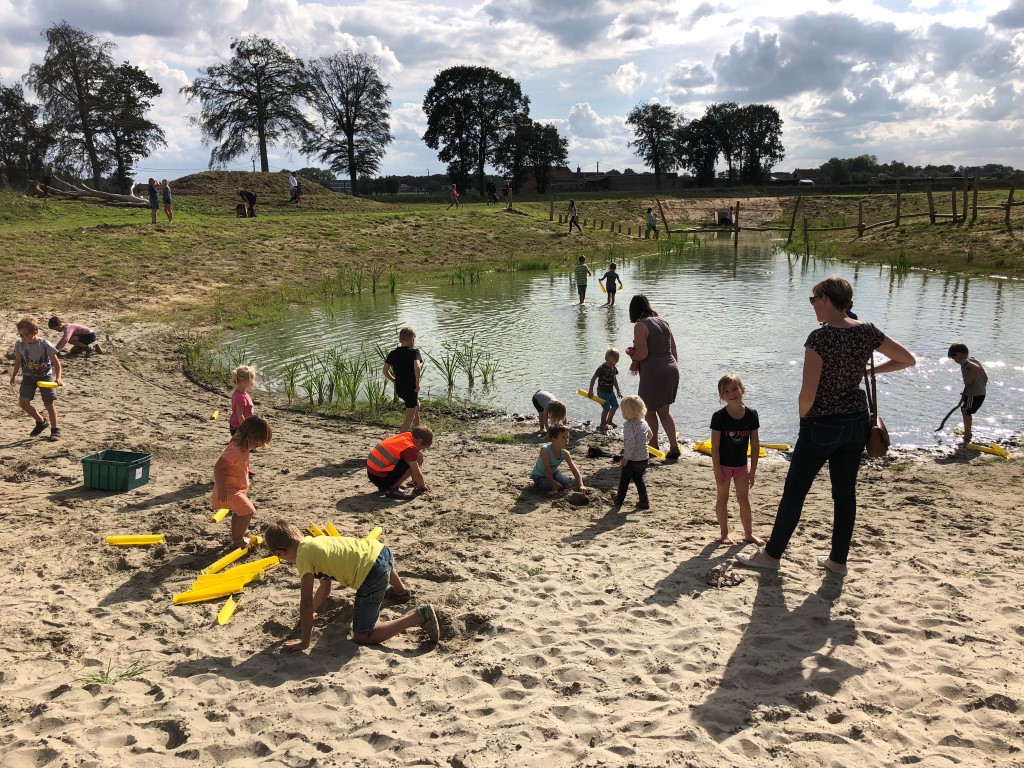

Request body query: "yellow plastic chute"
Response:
[221, 556, 280, 577]
[209, 508, 230, 523]
[760, 443, 791, 451]
[692, 440, 768, 458]
[173, 580, 244, 604]
[576, 389, 606, 406]
[367, 526, 383, 541]
[966, 442, 1010, 458]
[324, 522, 342, 537]
[598, 278, 607, 294]
[106, 534, 164, 546]
[192, 570, 263, 589]
[308, 524, 325, 537]
[217, 596, 237, 625]
[647, 446, 666, 459]
[201, 546, 248, 576]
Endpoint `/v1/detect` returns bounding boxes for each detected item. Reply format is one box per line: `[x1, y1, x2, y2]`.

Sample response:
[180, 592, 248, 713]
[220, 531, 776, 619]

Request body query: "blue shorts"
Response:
[597, 390, 618, 411]
[532, 470, 575, 491]
[352, 546, 393, 635]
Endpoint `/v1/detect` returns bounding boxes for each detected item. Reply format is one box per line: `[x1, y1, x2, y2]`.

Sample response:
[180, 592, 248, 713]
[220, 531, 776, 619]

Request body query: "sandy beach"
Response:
[2, 315, 1022, 767]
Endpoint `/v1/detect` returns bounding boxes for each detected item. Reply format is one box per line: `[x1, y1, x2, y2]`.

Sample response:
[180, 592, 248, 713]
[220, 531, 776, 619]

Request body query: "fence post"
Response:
[1005, 172, 1019, 227]
[971, 168, 980, 224]
[927, 181, 935, 224]
[549, 200, 554, 221]
[952, 189, 958, 222]
[786, 196, 801, 244]
[733, 200, 741, 247]
[961, 174, 968, 223]
[803, 217, 809, 257]
[895, 178, 901, 227]
[858, 201, 864, 237]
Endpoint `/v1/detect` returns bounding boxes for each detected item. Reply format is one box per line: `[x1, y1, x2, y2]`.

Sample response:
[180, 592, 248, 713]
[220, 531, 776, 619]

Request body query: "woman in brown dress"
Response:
[629, 294, 681, 461]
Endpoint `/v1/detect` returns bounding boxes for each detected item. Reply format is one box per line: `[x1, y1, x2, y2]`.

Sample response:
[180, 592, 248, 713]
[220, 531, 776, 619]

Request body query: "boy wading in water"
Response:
[948, 342, 988, 446]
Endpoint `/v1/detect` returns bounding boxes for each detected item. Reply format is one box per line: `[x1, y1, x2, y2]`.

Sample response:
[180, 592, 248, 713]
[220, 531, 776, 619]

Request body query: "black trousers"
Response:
[616, 459, 649, 505]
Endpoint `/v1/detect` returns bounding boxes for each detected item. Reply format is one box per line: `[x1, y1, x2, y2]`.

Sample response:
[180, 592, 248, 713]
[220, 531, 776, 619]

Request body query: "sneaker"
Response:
[30, 419, 48, 437]
[385, 585, 415, 604]
[48, 427, 61, 441]
[84, 347, 93, 358]
[384, 487, 413, 500]
[417, 604, 440, 644]
[92, 343, 102, 354]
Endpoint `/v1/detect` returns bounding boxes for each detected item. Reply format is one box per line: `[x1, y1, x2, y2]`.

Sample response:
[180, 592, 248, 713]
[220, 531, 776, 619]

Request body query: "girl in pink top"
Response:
[229, 365, 256, 435]
[212, 416, 272, 547]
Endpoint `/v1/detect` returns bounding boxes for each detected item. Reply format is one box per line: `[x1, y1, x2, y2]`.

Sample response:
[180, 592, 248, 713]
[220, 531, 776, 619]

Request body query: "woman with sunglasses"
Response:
[737, 276, 915, 575]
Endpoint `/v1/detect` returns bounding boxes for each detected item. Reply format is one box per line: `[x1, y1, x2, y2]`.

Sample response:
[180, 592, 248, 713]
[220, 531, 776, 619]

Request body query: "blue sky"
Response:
[1, 0, 1022, 182]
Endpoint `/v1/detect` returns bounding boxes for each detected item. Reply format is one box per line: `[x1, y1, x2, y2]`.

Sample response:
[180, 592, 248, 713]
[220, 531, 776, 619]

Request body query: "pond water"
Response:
[223, 234, 1023, 447]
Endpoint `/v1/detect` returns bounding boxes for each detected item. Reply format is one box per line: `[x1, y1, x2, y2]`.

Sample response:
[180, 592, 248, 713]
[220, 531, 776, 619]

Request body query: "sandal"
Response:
[705, 566, 746, 587]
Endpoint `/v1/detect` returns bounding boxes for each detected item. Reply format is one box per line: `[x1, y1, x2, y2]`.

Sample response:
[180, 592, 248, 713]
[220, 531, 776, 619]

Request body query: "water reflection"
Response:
[224, 235, 1022, 447]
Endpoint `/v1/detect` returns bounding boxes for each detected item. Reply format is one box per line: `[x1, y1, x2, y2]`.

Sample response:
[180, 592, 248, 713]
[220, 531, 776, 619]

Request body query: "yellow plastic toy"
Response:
[212, 410, 219, 420]
[193, 570, 263, 589]
[105, 534, 164, 546]
[308, 524, 325, 537]
[173, 581, 244, 604]
[217, 596, 237, 625]
[760, 443, 791, 451]
[325, 522, 342, 537]
[576, 389, 606, 406]
[367, 526, 383, 541]
[647, 446, 666, 459]
[37, 381, 62, 389]
[598, 278, 607, 294]
[966, 442, 1010, 458]
[209, 508, 230, 523]
[692, 440, 768, 458]
[220, 556, 280, 577]
[200, 546, 248, 576]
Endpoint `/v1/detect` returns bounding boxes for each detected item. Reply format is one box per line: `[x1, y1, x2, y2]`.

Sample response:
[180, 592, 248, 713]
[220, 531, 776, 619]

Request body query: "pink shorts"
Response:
[719, 465, 749, 480]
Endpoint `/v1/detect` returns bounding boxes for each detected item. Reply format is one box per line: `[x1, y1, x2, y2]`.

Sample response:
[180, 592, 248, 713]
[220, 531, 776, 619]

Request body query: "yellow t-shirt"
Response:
[294, 536, 384, 589]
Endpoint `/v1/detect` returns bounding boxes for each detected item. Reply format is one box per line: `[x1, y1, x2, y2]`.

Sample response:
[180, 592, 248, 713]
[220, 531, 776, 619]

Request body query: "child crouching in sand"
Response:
[212, 416, 271, 547]
[265, 520, 439, 650]
[531, 425, 588, 494]
[366, 426, 432, 500]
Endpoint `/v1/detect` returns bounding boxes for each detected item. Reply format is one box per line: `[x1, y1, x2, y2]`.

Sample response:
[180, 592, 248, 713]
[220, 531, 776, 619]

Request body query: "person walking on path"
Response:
[568, 200, 583, 234]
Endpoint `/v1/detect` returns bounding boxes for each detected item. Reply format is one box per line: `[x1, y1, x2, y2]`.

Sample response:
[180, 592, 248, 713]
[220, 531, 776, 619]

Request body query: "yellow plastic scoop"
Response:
[209, 508, 230, 523]
[37, 381, 62, 389]
[576, 389, 606, 406]
[106, 534, 164, 546]
[217, 596, 237, 624]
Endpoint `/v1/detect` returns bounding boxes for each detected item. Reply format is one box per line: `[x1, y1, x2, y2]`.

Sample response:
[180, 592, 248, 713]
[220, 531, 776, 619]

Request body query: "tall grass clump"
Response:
[363, 371, 391, 415]
[890, 248, 911, 275]
[280, 360, 300, 404]
[427, 347, 460, 391]
[456, 335, 481, 387]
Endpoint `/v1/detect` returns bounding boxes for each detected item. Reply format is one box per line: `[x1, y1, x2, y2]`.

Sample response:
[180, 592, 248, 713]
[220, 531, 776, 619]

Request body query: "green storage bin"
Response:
[82, 450, 152, 492]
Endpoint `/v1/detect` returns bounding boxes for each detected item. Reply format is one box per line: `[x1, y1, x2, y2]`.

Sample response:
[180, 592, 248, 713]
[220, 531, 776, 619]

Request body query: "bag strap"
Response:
[864, 356, 879, 422]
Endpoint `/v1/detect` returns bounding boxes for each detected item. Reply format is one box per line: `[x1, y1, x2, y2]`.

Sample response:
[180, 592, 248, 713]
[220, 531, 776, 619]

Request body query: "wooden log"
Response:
[1006, 172, 1020, 227]
[786, 196, 801, 244]
[927, 181, 935, 224]
[971, 169, 980, 224]
[549, 200, 554, 221]
[952, 189, 958, 222]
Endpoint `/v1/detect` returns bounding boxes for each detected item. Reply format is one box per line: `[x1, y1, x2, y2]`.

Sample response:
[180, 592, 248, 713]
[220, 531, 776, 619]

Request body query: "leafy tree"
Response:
[494, 114, 533, 192]
[303, 52, 392, 197]
[0, 81, 53, 188]
[528, 123, 568, 194]
[96, 63, 165, 193]
[26, 22, 115, 187]
[625, 102, 684, 189]
[423, 66, 530, 197]
[295, 166, 335, 187]
[703, 102, 743, 182]
[181, 35, 310, 172]
[676, 115, 719, 187]
[821, 157, 851, 185]
[736, 104, 783, 184]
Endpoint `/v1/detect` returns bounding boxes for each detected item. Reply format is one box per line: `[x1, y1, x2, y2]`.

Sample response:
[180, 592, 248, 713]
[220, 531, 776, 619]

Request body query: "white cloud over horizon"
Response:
[1, 0, 1022, 183]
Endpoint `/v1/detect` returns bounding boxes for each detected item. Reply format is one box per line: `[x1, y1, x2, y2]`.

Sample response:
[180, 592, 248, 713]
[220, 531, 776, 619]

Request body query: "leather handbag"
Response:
[865, 356, 890, 457]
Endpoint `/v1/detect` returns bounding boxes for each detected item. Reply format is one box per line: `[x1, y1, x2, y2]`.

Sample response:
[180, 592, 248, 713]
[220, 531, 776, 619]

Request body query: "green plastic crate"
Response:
[82, 450, 152, 492]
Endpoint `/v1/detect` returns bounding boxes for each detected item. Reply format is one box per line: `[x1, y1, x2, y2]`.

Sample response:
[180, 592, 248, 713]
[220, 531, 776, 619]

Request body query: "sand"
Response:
[2, 317, 1022, 767]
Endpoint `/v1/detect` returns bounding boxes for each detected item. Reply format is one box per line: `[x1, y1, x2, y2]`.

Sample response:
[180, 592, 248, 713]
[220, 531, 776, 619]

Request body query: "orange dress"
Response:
[212, 443, 255, 517]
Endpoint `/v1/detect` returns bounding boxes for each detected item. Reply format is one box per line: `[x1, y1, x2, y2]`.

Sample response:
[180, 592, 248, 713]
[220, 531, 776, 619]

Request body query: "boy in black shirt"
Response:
[383, 326, 423, 431]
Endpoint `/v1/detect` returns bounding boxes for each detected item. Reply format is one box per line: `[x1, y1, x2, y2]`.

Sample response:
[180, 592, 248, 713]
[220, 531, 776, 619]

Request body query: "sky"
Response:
[1, 0, 1022, 183]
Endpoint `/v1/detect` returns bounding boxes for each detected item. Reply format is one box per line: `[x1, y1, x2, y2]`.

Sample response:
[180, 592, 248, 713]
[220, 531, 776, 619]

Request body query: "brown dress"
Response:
[636, 317, 679, 411]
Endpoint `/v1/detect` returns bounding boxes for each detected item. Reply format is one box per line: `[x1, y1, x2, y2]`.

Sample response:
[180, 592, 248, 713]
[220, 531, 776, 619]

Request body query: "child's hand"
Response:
[620, 458, 628, 467]
[282, 639, 309, 653]
[747, 471, 756, 488]
[578, 484, 590, 493]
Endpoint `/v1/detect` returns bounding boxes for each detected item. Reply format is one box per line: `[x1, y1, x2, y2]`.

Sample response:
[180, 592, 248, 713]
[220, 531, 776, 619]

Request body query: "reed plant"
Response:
[337, 357, 368, 410]
[456, 335, 481, 388]
[388, 268, 398, 294]
[363, 371, 391, 415]
[280, 359, 300, 403]
[370, 262, 387, 293]
[890, 248, 911, 275]
[427, 347, 460, 391]
[479, 353, 499, 386]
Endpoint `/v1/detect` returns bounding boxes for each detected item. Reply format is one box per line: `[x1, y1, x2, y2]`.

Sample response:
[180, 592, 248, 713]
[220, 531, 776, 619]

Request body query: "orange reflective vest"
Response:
[367, 433, 414, 476]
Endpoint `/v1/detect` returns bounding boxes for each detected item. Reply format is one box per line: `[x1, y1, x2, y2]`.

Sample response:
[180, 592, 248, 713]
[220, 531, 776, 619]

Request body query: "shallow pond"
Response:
[223, 234, 1022, 447]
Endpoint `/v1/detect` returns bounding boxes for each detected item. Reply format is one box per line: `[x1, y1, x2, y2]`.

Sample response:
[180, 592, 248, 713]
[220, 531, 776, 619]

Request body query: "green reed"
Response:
[456, 335, 481, 387]
[388, 268, 398, 294]
[337, 357, 368, 410]
[370, 262, 387, 293]
[479, 353, 499, 386]
[427, 348, 460, 391]
[280, 360, 300, 404]
[363, 371, 391, 414]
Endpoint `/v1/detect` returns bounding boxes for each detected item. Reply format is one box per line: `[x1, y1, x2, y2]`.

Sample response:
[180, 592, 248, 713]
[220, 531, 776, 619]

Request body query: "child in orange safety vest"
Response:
[366, 426, 433, 500]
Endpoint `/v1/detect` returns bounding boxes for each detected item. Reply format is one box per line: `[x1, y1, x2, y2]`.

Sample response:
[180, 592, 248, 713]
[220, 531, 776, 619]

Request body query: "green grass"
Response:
[76, 659, 152, 686]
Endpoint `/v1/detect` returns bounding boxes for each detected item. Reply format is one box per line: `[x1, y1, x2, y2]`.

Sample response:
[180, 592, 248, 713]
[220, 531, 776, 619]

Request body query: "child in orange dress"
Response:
[212, 416, 272, 547]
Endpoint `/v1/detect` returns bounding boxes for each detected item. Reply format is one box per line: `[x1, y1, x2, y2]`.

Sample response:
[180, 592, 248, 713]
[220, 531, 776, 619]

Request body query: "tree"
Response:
[736, 104, 783, 184]
[493, 114, 533, 192]
[703, 102, 743, 182]
[26, 22, 115, 188]
[96, 63, 165, 193]
[626, 102, 684, 190]
[295, 166, 335, 187]
[528, 123, 568, 195]
[0, 81, 53, 188]
[303, 52, 392, 197]
[676, 116, 719, 187]
[181, 35, 310, 172]
[423, 66, 530, 197]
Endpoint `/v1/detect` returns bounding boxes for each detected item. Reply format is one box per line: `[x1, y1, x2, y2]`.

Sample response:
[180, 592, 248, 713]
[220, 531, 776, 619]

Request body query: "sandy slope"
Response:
[1, 318, 1022, 767]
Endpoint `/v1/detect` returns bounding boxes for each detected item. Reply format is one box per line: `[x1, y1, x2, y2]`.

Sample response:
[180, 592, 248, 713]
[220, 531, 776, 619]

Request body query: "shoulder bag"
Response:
[865, 356, 890, 457]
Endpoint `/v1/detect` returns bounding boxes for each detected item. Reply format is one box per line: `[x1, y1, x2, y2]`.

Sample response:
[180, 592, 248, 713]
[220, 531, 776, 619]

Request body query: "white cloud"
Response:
[604, 62, 647, 95]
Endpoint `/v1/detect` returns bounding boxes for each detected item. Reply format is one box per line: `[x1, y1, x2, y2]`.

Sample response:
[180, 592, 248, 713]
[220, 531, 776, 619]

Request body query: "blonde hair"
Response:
[231, 365, 256, 386]
[604, 348, 620, 364]
[264, 519, 303, 551]
[717, 373, 745, 398]
[620, 395, 646, 421]
[399, 326, 416, 343]
[811, 275, 854, 312]
[546, 400, 567, 425]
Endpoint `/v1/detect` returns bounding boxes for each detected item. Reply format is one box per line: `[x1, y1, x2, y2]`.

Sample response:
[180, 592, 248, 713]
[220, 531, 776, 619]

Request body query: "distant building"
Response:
[328, 179, 352, 194]
[792, 168, 822, 183]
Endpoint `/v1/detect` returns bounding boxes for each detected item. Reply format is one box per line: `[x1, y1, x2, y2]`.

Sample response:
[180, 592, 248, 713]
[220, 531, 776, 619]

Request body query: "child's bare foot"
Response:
[720, 534, 735, 545]
[744, 533, 766, 546]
